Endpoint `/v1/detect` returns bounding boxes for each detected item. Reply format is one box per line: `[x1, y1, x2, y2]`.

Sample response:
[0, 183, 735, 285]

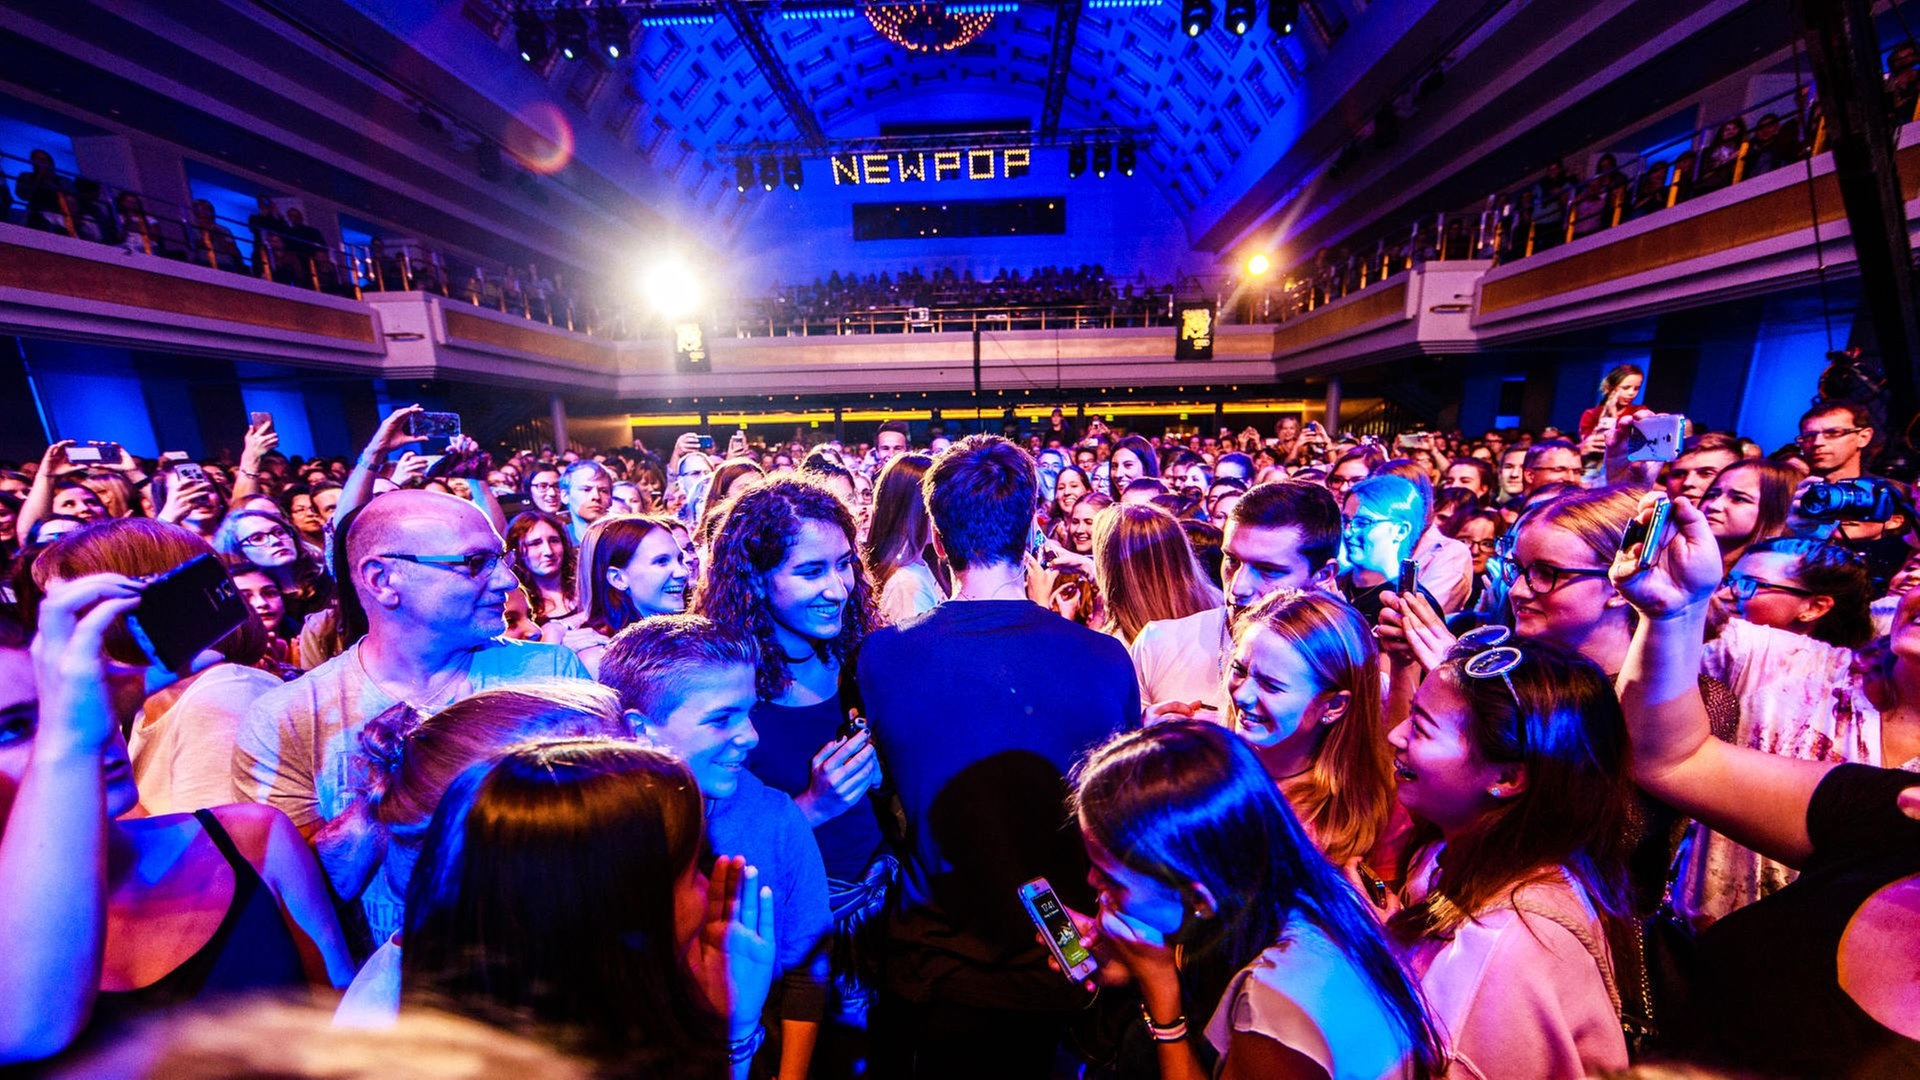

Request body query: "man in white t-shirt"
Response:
[233, 490, 590, 838]
[1131, 481, 1343, 716]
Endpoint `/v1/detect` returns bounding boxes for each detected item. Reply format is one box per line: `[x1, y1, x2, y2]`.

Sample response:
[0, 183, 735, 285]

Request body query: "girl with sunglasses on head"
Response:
[1065, 721, 1447, 1080]
[1384, 635, 1634, 1079]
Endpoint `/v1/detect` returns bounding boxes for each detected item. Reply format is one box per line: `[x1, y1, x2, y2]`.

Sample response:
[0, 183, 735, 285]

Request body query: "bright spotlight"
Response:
[1246, 253, 1272, 276]
[642, 259, 703, 321]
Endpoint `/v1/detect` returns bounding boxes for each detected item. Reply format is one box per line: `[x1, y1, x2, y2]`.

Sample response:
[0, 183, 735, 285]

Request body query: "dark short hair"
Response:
[925, 434, 1037, 571]
[598, 613, 759, 719]
[1524, 439, 1580, 469]
[1678, 432, 1741, 459]
[1124, 477, 1169, 497]
[1801, 401, 1873, 432]
[801, 450, 853, 486]
[1214, 452, 1253, 478]
[1229, 481, 1342, 572]
[876, 420, 911, 441]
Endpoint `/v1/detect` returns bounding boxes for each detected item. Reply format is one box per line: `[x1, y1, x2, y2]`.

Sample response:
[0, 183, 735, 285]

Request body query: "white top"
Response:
[1413, 527, 1473, 615]
[1204, 920, 1414, 1080]
[130, 664, 286, 817]
[334, 937, 403, 1028]
[562, 624, 610, 677]
[878, 561, 944, 626]
[1129, 605, 1231, 714]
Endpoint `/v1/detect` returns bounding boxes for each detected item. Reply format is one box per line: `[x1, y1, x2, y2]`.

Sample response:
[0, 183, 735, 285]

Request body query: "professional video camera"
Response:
[1798, 478, 1905, 523]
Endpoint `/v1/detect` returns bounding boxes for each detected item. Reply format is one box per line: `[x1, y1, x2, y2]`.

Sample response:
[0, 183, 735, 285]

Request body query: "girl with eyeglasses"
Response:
[1338, 475, 1440, 626]
[213, 508, 335, 641]
[1715, 537, 1874, 649]
[1383, 636, 1633, 1079]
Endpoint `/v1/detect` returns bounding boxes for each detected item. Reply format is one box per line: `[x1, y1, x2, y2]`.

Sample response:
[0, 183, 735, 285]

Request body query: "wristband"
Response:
[727, 1024, 766, 1064]
[1139, 1003, 1189, 1043]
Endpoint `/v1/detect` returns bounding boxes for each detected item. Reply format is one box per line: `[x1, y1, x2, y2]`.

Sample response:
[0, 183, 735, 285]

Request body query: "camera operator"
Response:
[1793, 404, 1914, 584]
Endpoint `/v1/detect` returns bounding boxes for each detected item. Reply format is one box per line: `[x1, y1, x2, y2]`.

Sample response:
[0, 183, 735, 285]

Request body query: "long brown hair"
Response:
[506, 510, 577, 619]
[575, 514, 680, 637]
[1093, 503, 1221, 644]
[1707, 459, 1797, 556]
[861, 452, 935, 591]
[1234, 590, 1395, 866]
[1389, 640, 1632, 943]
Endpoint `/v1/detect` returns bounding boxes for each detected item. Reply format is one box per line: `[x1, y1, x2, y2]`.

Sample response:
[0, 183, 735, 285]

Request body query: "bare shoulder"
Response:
[204, 801, 309, 873]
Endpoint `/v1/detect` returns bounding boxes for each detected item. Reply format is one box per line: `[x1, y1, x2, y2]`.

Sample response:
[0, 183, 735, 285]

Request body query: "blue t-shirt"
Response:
[706, 771, 833, 1022]
[857, 599, 1138, 1008]
[749, 693, 885, 882]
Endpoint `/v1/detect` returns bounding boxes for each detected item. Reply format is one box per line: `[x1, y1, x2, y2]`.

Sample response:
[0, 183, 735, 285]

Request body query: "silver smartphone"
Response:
[1018, 877, 1098, 983]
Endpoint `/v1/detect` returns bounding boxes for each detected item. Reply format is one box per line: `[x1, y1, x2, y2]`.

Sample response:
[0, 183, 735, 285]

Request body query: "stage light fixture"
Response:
[735, 157, 755, 193]
[1182, 0, 1212, 37]
[783, 154, 803, 191]
[1117, 138, 1136, 176]
[594, 6, 632, 59]
[759, 154, 780, 191]
[514, 12, 552, 65]
[1225, 0, 1253, 34]
[1269, 0, 1298, 35]
[1092, 140, 1113, 179]
[1246, 253, 1272, 276]
[1068, 142, 1087, 178]
[641, 258, 703, 321]
[552, 8, 591, 60]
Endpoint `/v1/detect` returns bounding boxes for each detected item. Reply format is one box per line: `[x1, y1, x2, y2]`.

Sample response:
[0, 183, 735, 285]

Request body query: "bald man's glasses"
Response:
[381, 550, 514, 578]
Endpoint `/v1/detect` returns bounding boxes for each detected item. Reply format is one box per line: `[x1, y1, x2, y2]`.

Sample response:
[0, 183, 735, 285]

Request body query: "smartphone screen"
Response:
[65, 446, 103, 463]
[133, 554, 248, 672]
[1019, 878, 1096, 981]
[698, 434, 715, 452]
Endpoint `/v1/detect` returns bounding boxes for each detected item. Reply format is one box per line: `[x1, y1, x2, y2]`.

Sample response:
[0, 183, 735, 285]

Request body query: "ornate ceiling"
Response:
[489, 0, 1352, 238]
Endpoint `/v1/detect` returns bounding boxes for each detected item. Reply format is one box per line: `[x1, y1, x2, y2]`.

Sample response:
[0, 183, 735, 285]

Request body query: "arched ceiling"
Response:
[505, 0, 1353, 239]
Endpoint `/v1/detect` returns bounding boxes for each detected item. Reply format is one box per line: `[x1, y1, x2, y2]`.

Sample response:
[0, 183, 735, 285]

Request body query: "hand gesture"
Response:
[389, 451, 432, 488]
[240, 418, 279, 469]
[1091, 900, 1180, 991]
[1609, 493, 1721, 619]
[31, 575, 144, 760]
[728, 431, 749, 459]
[364, 405, 424, 463]
[1144, 699, 1211, 725]
[684, 856, 778, 1039]
[797, 729, 878, 827]
[107, 445, 142, 474]
[1378, 588, 1455, 671]
[38, 440, 75, 477]
[157, 475, 215, 524]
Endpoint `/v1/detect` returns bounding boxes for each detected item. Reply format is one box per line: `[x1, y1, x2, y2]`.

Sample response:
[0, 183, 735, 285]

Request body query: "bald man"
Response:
[233, 491, 590, 850]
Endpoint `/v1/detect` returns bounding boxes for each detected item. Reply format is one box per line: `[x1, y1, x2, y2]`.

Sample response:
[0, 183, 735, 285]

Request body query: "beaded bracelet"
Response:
[1139, 1003, 1189, 1043]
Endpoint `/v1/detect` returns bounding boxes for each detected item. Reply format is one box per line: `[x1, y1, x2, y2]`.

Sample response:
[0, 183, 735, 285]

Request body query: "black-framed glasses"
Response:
[379, 550, 514, 578]
[238, 526, 292, 547]
[1502, 561, 1611, 594]
[1719, 572, 1816, 602]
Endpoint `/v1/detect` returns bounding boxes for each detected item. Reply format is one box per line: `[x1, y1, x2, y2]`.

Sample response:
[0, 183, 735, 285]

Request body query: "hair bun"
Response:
[358, 702, 426, 795]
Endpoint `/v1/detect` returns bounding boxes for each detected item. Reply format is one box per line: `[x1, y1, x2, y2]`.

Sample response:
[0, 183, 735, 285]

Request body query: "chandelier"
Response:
[866, 5, 997, 53]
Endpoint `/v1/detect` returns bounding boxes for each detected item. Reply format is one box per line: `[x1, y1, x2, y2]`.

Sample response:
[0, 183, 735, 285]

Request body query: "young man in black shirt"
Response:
[859, 434, 1138, 1079]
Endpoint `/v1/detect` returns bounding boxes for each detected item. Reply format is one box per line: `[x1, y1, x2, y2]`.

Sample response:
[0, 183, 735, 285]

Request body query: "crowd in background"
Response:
[2, 358, 1919, 1080]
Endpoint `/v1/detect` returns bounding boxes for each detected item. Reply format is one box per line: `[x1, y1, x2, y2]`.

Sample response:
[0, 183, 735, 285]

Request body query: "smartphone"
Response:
[405, 410, 463, 438]
[1018, 877, 1098, 983]
[174, 462, 209, 484]
[249, 411, 274, 431]
[1623, 413, 1686, 463]
[1398, 557, 1420, 597]
[160, 451, 190, 464]
[133, 554, 248, 673]
[66, 441, 121, 465]
[1635, 498, 1675, 570]
[698, 434, 715, 452]
[1354, 863, 1390, 910]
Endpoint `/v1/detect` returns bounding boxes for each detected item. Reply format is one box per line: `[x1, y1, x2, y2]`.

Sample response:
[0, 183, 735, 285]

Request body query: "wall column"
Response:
[1323, 377, 1343, 435]
[549, 392, 569, 454]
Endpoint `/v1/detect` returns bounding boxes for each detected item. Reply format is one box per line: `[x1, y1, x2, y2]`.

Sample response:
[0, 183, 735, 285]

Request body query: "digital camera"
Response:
[1799, 478, 1902, 523]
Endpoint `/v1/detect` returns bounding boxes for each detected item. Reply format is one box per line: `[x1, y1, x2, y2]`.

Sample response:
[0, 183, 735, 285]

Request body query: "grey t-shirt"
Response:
[231, 636, 591, 831]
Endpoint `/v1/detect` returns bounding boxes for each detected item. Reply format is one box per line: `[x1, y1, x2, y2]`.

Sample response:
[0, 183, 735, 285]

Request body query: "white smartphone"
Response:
[1018, 877, 1098, 983]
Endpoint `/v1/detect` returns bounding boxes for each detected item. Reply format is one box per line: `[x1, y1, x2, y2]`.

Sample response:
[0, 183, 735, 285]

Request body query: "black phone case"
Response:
[136, 555, 248, 672]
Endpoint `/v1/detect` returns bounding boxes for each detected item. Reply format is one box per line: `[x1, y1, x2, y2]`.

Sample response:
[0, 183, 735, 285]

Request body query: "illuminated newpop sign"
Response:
[830, 148, 1032, 185]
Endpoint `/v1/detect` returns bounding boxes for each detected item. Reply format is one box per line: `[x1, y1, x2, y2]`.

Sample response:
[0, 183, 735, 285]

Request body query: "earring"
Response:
[1487, 786, 1503, 797]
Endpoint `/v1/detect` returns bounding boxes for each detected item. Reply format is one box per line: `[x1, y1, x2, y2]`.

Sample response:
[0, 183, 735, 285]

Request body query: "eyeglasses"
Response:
[238, 527, 291, 548]
[1797, 427, 1864, 446]
[529, 481, 560, 492]
[379, 550, 514, 578]
[1501, 560, 1611, 594]
[1466, 538, 1502, 554]
[1345, 513, 1395, 533]
[1719, 572, 1816, 602]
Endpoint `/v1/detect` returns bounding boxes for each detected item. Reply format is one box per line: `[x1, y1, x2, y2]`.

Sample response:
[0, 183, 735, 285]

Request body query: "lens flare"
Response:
[507, 102, 575, 175]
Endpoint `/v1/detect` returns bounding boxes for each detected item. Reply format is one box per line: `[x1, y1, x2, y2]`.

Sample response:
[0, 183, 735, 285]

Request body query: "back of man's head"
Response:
[599, 612, 759, 720]
[1230, 480, 1342, 570]
[1214, 452, 1254, 480]
[925, 434, 1036, 572]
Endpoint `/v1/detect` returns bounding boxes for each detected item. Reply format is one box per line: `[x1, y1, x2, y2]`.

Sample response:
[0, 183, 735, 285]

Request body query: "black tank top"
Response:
[90, 809, 307, 1025]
